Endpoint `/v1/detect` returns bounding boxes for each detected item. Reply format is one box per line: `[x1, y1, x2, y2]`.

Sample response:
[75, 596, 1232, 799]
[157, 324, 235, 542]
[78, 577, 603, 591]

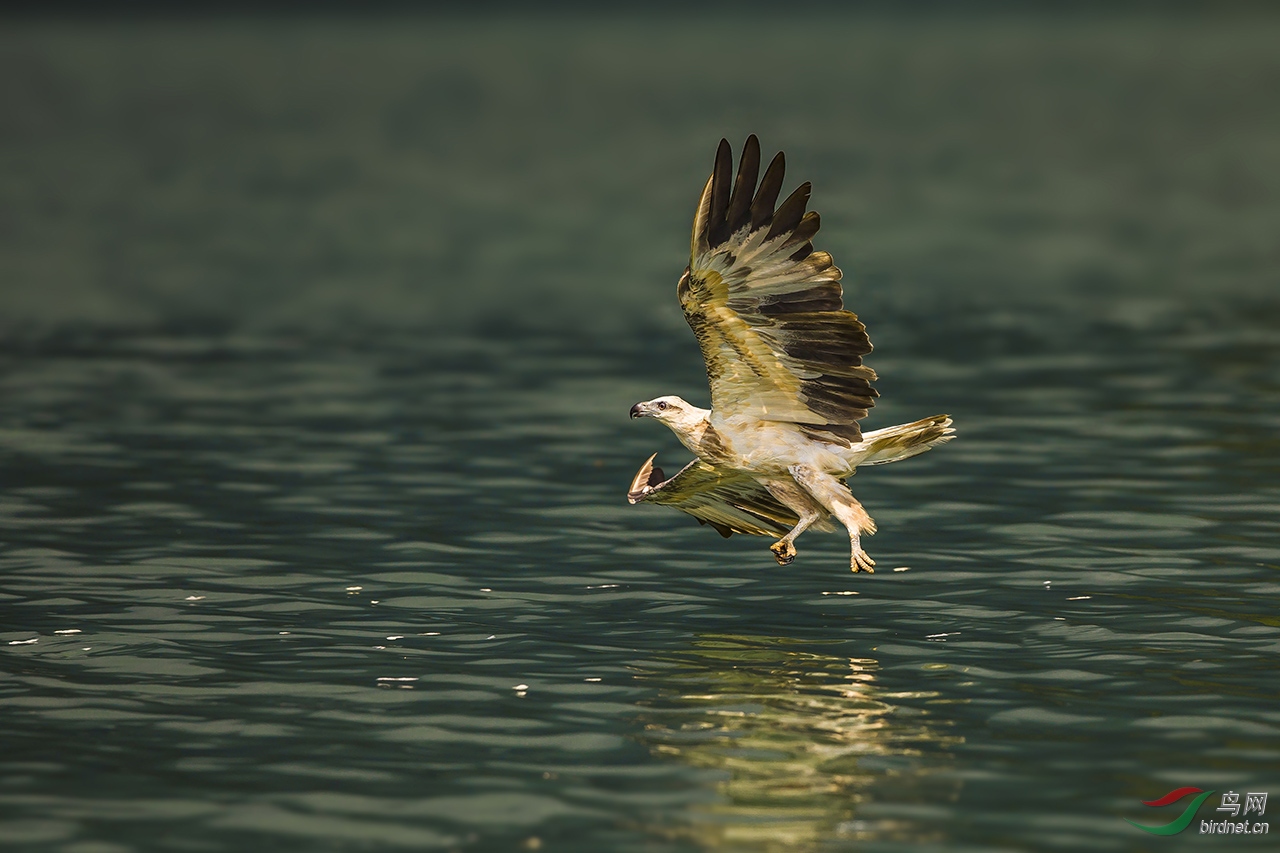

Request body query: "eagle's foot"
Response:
[851, 547, 876, 574]
[770, 540, 797, 565]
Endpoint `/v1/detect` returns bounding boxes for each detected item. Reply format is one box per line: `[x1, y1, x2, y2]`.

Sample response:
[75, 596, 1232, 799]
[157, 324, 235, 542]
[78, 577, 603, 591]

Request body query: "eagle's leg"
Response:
[769, 512, 819, 565]
[764, 479, 825, 566]
[788, 465, 878, 573]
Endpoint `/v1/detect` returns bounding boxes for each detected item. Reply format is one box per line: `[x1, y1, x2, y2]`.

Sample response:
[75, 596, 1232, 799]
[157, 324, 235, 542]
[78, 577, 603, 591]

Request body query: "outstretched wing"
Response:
[678, 135, 878, 444]
[626, 453, 798, 538]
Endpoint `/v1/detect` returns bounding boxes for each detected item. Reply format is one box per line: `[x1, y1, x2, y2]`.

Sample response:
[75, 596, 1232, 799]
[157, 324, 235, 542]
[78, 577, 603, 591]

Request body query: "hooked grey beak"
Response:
[629, 403, 644, 419]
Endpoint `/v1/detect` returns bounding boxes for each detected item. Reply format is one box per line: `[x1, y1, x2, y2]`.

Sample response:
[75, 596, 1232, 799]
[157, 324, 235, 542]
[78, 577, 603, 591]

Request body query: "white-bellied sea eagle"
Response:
[627, 136, 954, 573]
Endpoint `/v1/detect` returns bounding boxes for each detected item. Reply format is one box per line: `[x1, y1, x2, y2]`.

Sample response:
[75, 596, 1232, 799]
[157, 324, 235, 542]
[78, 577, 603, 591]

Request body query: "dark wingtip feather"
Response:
[785, 211, 821, 248]
[750, 150, 786, 230]
[626, 453, 666, 503]
[726, 135, 760, 236]
[789, 243, 814, 262]
[708, 139, 733, 248]
[708, 520, 735, 538]
[766, 181, 811, 241]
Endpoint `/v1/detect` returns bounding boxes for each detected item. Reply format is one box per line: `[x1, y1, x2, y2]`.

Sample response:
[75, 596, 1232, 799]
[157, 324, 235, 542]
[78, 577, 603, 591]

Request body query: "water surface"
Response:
[2, 11, 1279, 852]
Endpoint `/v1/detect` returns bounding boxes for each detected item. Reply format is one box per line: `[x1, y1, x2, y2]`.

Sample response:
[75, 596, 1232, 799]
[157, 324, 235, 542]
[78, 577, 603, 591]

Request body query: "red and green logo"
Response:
[1127, 787, 1215, 835]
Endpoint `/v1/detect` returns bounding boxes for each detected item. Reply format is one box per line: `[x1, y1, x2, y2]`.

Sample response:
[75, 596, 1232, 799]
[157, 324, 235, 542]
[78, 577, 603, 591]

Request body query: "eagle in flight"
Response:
[627, 136, 954, 573]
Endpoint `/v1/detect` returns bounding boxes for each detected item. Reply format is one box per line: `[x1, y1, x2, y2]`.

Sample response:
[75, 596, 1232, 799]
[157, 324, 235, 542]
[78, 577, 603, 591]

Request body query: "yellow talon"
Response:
[770, 540, 797, 565]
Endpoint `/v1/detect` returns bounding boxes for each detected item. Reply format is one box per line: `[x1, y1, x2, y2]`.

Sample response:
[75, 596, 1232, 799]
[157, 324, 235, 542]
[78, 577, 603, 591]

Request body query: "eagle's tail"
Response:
[858, 415, 954, 466]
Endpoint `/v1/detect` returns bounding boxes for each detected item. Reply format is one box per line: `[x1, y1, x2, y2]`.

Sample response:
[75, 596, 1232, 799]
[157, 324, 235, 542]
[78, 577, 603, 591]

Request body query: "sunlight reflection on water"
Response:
[636, 635, 962, 850]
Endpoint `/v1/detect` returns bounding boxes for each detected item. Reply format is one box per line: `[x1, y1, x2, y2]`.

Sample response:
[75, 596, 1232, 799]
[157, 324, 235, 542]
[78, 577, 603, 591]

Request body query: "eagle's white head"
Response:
[630, 394, 695, 423]
[629, 395, 711, 451]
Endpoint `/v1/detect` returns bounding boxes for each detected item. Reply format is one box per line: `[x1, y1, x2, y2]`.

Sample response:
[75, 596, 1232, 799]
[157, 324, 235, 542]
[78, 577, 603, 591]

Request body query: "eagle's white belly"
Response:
[711, 415, 862, 476]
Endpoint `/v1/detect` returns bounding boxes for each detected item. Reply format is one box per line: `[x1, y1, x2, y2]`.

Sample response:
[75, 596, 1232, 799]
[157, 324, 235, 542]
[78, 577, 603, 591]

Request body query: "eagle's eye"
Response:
[657, 401, 668, 411]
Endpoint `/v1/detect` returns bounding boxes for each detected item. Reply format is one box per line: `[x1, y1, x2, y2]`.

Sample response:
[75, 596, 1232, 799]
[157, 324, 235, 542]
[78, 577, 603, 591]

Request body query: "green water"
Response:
[2, 11, 1278, 852]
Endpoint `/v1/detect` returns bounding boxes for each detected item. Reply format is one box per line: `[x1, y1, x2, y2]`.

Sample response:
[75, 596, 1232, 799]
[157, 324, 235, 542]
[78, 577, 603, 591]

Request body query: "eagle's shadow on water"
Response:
[629, 634, 963, 852]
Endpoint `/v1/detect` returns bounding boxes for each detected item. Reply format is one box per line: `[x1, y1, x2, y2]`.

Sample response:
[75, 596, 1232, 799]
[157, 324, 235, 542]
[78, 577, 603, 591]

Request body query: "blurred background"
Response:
[4, 3, 1277, 340]
[1, 4, 1278, 852]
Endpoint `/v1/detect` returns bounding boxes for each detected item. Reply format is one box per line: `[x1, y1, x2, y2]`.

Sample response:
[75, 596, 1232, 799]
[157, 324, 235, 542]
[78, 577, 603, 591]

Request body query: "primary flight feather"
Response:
[627, 136, 954, 572]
